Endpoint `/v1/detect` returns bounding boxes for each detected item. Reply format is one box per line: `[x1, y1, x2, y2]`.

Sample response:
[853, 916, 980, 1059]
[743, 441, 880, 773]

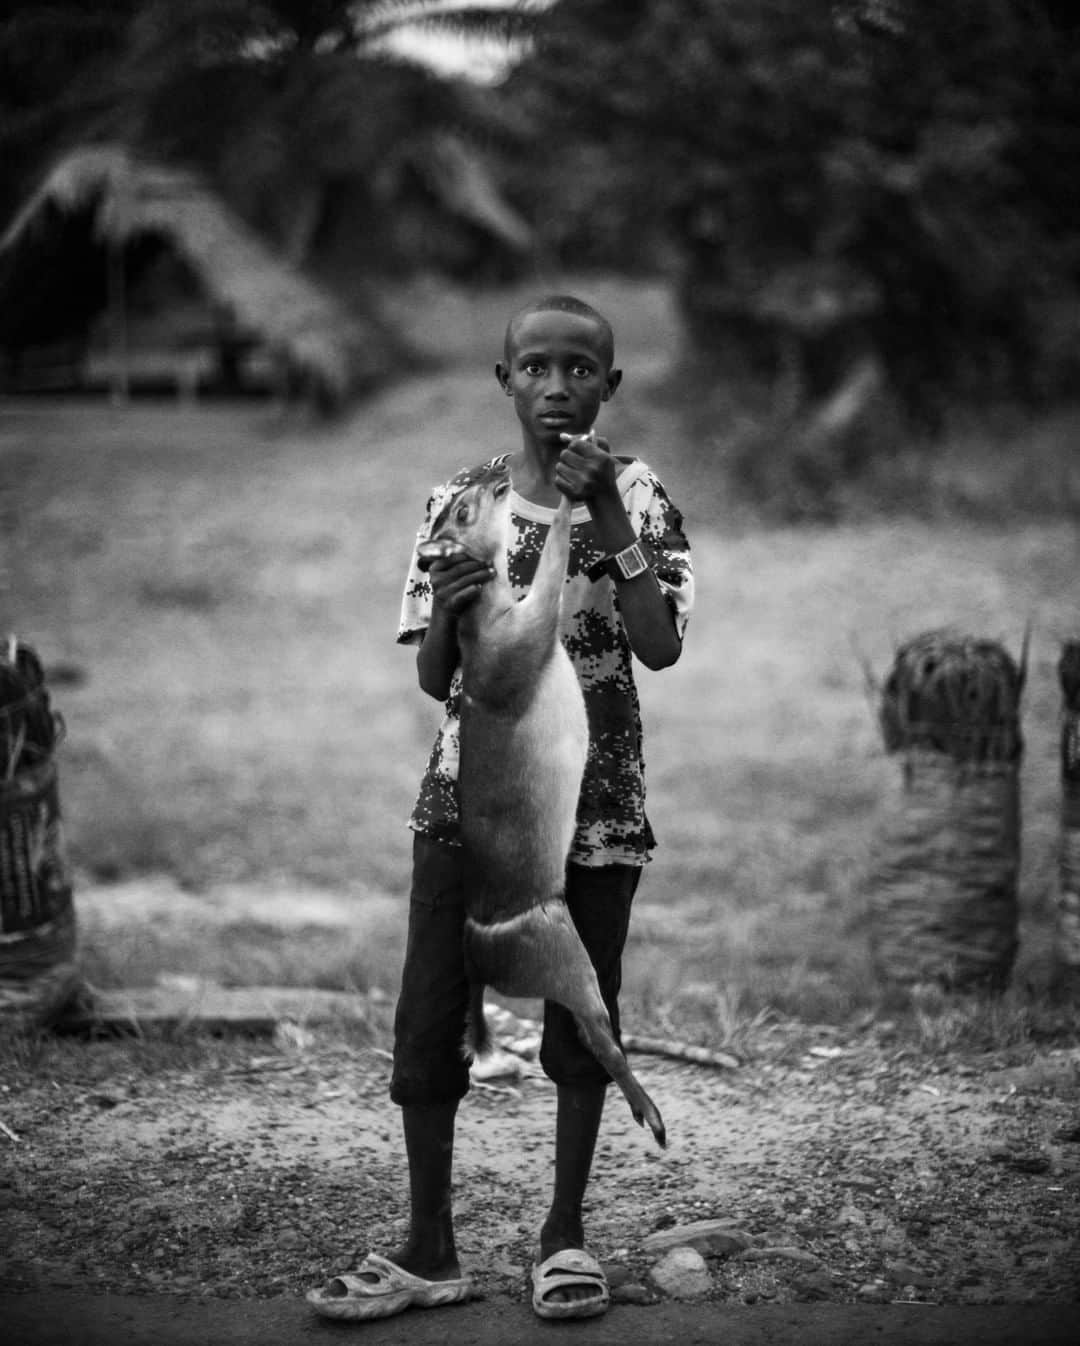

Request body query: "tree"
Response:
[2, 2, 540, 276]
[507, 0, 1080, 418]
[0, 1, 139, 226]
[111, 1, 539, 270]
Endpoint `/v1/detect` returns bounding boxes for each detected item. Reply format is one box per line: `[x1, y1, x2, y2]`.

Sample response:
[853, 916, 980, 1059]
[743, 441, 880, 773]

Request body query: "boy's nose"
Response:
[544, 376, 569, 399]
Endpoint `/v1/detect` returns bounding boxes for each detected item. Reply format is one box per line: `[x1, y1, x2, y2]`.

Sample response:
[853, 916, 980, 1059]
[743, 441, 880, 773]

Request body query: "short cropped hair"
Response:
[504, 294, 615, 368]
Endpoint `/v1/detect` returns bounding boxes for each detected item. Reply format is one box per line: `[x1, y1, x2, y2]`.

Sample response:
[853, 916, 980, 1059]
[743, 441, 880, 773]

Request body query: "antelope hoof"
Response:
[632, 1105, 666, 1148]
[644, 1109, 667, 1149]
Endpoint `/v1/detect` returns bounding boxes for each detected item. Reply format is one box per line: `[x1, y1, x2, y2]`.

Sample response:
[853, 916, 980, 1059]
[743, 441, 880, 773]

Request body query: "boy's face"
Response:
[496, 310, 621, 449]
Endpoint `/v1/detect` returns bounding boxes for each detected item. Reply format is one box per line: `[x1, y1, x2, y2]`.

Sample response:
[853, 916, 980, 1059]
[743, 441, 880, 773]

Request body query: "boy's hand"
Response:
[428, 553, 494, 616]
[555, 429, 617, 503]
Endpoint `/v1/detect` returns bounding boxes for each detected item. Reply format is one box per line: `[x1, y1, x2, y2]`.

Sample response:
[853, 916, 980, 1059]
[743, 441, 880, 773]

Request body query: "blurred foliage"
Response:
[111, 1, 535, 276]
[505, 0, 1080, 427]
[3, 0, 1079, 490]
[0, 1, 537, 281]
[0, 1, 139, 226]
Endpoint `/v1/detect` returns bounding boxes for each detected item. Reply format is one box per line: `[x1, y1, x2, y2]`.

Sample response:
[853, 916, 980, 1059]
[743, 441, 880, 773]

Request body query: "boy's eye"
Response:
[523, 361, 545, 376]
[572, 364, 595, 378]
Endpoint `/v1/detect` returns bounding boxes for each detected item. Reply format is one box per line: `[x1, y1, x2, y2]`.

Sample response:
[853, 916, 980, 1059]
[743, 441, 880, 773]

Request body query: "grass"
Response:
[904, 983, 1040, 1055]
[3, 273, 1080, 1044]
[74, 918, 399, 996]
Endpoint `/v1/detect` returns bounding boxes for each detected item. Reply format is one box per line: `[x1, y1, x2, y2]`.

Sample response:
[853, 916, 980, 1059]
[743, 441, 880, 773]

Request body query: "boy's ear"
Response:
[602, 368, 623, 401]
[495, 361, 512, 395]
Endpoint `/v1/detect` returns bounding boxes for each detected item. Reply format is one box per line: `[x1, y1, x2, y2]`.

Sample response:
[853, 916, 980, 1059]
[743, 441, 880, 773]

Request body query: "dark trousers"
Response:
[390, 833, 640, 1107]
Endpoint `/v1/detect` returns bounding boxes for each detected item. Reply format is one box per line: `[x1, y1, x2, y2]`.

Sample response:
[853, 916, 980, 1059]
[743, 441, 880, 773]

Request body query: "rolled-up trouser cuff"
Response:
[391, 835, 641, 1102]
[390, 835, 471, 1107]
[537, 862, 639, 1087]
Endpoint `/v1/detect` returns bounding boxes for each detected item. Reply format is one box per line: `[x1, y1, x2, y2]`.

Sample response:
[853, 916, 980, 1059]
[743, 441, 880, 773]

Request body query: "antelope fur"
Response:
[418, 459, 666, 1146]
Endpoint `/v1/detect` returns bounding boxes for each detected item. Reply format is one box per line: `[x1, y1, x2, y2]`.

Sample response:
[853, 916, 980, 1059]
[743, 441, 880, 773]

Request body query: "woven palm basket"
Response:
[1058, 641, 1080, 968]
[868, 629, 1026, 990]
[1, 639, 77, 1024]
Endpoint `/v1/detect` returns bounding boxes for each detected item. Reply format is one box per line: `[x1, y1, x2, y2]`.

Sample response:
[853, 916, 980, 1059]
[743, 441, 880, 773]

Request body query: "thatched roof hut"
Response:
[0, 145, 395, 403]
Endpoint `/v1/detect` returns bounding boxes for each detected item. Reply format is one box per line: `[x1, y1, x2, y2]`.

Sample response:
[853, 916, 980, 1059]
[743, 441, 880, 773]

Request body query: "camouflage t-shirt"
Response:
[397, 457, 694, 868]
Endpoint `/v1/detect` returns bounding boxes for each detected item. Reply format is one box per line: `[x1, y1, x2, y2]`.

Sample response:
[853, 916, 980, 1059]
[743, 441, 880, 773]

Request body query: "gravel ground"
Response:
[2, 1016, 1078, 1309]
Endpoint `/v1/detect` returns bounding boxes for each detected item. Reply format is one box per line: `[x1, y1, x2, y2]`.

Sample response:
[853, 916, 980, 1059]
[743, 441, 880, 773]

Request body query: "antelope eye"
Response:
[455, 504, 469, 524]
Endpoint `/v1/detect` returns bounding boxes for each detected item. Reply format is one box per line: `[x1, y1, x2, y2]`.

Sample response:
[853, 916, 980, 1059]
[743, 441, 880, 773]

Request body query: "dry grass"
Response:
[3, 274, 1079, 1032]
[905, 982, 1040, 1055]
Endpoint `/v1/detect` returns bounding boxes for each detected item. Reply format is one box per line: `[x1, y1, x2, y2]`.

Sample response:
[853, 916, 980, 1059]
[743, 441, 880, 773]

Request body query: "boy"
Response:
[309, 295, 693, 1322]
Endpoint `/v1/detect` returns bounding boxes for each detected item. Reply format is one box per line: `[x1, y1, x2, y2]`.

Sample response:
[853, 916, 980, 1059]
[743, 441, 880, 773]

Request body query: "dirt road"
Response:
[1, 1288, 1075, 1346]
[2, 1014, 1078, 1345]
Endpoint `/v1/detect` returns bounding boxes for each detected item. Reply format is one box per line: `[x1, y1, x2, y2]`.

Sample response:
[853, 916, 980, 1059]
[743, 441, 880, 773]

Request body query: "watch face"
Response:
[615, 543, 648, 579]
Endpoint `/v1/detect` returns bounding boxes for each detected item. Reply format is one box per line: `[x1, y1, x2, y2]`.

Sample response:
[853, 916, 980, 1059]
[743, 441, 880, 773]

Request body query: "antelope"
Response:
[417, 453, 666, 1147]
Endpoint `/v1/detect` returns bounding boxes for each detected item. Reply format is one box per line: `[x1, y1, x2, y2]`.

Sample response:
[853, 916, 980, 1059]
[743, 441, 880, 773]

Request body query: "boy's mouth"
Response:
[538, 411, 574, 427]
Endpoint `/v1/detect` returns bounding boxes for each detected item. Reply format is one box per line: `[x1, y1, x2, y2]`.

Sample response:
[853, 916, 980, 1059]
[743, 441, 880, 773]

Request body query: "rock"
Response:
[1005, 1152, 1051, 1174]
[885, 1260, 937, 1289]
[641, 1219, 754, 1257]
[793, 1269, 834, 1301]
[741, 1246, 823, 1268]
[603, 1263, 634, 1289]
[647, 1246, 712, 1300]
[610, 1282, 656, 1305]
[857, 1281, 889, 1302]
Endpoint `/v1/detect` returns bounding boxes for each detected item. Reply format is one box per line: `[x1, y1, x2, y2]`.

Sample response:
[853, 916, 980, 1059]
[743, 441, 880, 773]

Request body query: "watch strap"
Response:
[586, 540, 650, 583]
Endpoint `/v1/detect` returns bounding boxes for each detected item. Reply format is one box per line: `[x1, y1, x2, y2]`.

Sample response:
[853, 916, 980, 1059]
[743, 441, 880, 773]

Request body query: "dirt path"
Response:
[2, 1018, 1078, 1322]
[1, 1289, 1076, 1346]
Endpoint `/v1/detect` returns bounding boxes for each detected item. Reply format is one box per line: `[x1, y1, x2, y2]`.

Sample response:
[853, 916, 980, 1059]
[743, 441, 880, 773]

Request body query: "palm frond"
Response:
[355, 1, 545, 46]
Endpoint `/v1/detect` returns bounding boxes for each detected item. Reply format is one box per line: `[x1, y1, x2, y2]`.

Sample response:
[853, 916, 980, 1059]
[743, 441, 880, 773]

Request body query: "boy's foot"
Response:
[531, 1248, 610, 1320]
[351, 1240, 462, 1285]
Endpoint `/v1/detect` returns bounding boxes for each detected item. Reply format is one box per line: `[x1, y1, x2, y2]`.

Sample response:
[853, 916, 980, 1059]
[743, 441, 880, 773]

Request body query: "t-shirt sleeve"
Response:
[397, 485, 444, 646]
[625, 468, 695, 641]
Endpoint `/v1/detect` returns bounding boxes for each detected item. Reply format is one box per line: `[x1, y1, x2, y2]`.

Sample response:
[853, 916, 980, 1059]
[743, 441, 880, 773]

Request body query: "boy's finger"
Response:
[440, 564, 494, 595]
[433, 556, 486, 580]
[559, 444, 607, 472]
[554, 468, 585, 498]
[558, 450, 605, 486]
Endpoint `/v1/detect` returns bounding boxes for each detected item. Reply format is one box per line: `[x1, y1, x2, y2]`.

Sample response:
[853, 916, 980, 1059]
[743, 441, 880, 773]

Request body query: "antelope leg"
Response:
[464, 906, 666, 1147]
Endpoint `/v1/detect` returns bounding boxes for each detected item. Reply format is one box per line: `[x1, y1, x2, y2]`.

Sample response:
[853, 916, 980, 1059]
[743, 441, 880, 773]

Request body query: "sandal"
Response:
[531, 1248, 610, 1320]
[307, 1252, 473, 1321]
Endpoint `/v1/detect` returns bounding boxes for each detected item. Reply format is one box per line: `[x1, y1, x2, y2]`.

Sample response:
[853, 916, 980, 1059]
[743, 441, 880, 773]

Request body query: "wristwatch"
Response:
[588, 540, 650, 583]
